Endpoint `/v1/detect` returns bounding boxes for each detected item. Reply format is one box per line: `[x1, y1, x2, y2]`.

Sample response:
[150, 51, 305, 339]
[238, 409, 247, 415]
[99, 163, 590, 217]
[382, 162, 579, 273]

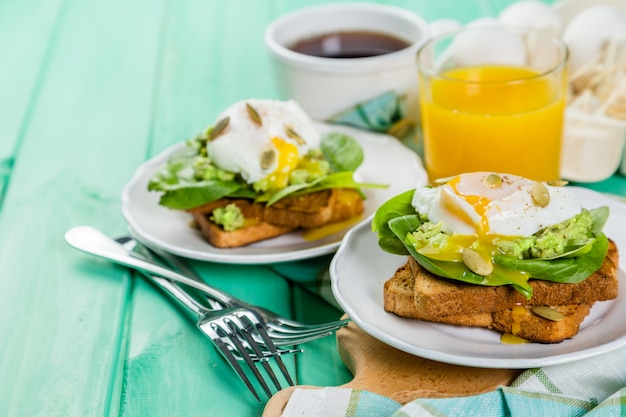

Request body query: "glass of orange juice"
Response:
[417, 26, 568, 182]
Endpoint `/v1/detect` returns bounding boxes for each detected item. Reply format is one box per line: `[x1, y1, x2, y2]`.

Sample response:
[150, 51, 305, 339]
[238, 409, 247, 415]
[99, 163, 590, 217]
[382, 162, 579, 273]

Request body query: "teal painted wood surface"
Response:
[1, 0, 625, 416]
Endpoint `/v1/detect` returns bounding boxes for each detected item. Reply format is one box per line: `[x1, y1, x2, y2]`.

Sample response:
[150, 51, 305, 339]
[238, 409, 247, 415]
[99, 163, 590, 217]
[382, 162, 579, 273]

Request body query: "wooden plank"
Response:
[117, 0, 299, 415]
[0, 0, 165, 415]
[0, 0, 65, 160]
[0, 0, 65, 210]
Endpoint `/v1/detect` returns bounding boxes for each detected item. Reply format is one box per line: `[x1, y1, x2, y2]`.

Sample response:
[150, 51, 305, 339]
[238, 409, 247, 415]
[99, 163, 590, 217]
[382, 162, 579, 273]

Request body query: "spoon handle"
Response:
[64, 226, 237, 306]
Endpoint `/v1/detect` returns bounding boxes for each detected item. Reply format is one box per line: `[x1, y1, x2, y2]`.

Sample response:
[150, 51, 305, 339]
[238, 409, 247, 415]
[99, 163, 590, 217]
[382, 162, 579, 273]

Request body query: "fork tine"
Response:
[201, 322, 262, 402]
[238, 311, 295, 386]
[212, 317, 274, 398]
[267, 317, 351, 333]
[228, 314, 284, 391]
[268, 330, 336, 346]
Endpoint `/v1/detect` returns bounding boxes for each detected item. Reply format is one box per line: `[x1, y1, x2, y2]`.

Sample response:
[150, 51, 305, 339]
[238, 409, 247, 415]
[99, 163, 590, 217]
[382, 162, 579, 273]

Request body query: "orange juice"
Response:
[419, 65, 566, 181]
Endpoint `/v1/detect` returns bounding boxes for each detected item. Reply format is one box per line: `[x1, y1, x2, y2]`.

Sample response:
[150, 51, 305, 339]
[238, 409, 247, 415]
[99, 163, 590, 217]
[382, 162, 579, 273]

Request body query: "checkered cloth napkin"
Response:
[281, 344, 626, 416]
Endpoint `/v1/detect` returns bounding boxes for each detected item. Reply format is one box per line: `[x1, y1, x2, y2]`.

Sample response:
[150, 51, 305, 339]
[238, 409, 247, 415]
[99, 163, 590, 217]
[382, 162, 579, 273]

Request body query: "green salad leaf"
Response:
[149, 128, 385, 210]
[320, 132, 364, 172]
[372, 189, 611, 299]
[157, 180, 243, 210]
[259, 171, 386, 206]
[371, 189, 418, 255]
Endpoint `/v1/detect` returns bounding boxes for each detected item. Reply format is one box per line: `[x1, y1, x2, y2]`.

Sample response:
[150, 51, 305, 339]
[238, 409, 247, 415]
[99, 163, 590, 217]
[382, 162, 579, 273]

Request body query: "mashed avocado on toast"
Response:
[376, 173, 618, 343]
[148, 99, 387, 248]
[373, 173, 610, 300]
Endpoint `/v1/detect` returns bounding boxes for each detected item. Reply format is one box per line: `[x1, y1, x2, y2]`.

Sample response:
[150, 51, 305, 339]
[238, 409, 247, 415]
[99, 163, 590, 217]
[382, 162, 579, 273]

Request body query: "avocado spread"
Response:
[210, 204, 244, 231]
[409, 209, 596, 260]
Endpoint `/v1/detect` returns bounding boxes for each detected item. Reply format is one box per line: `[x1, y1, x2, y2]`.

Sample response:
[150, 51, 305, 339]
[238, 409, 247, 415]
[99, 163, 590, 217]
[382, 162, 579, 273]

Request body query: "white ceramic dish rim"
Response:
[121, 122, 427, 264]
[331, 187, 626, 368]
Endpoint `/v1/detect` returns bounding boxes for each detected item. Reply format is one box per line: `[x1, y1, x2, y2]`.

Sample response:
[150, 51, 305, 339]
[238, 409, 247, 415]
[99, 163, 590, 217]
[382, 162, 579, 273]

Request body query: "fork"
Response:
[202, 307, 294, 402]
[121, 237, 341, 346]
[119, 239, 299, 400]
[126, 231, 351, 339]
[65, 226, 349, 345]
[64, 226, 298, 400]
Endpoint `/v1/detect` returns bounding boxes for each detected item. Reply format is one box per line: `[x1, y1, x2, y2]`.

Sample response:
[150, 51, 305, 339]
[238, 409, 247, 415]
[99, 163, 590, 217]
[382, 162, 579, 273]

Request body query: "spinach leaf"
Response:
[260, 171, 387, 206]
[494, 233, 608, 284]
[387, 215, 534, 298]
[158, 180, 242, 210]
[372, 190, 417, 255]
[375, 200, 610, 299]
[320, 132, 364, 172]
[590, 206, 610, 235]
[150, 130, 383, 209]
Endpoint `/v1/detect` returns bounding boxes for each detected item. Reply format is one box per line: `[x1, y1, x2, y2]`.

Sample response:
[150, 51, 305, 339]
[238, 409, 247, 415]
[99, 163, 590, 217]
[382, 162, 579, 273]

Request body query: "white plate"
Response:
[331, 187, 626, 368]
[121, 123, 427, 264]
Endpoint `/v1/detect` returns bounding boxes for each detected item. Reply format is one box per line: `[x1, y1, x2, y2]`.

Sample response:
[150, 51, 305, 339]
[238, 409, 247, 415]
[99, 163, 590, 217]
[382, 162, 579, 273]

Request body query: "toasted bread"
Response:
[383, 240, 619, 343]
[188, 188, 364, 248]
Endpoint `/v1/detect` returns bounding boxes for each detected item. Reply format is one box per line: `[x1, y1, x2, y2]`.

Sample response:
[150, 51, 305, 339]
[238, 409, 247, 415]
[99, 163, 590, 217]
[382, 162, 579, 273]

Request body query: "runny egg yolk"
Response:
[416, 176, 527, 283]
[264, 137, 299, 190]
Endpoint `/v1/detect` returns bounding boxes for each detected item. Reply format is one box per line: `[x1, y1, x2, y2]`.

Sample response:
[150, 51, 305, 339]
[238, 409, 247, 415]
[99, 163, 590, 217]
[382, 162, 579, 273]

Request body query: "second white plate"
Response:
[121, 122, 427, 264]
[331, 187, 626, 368]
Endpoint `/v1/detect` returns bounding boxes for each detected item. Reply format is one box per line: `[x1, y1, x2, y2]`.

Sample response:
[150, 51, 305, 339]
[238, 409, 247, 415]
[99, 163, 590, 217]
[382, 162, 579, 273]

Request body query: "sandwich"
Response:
[148, 99, 383, 248]
[373, 172, 618, 343]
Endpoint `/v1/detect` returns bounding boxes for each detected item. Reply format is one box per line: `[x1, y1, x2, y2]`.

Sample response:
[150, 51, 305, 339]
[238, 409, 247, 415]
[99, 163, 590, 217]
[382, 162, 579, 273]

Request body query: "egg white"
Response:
[206, 99, 321, 185]
[412, 172, 581, 237]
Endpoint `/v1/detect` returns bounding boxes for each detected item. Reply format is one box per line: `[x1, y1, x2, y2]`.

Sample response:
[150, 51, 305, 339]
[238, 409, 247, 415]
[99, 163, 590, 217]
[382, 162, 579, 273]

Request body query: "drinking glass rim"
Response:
[416, 26, 570, 83]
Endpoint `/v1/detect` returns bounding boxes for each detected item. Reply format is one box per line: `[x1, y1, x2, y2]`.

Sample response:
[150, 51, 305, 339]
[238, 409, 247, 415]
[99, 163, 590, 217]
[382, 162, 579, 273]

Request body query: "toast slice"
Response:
[188, 188, 364, 248]
[383, 240, 619, 343]
[384, 263, 493, 327]
[408, 239, 618, 319]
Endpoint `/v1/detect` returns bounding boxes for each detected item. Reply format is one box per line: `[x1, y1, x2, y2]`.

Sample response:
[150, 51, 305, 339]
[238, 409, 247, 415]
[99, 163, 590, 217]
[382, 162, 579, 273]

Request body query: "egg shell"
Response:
[446, 25, 527, 68]
[563, 5, 626, 73]
[498, 0, 563, 35]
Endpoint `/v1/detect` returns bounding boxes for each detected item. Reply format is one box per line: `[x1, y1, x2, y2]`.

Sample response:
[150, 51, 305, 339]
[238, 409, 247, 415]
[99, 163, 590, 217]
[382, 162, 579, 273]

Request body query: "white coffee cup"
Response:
[264, 3, 430, 124]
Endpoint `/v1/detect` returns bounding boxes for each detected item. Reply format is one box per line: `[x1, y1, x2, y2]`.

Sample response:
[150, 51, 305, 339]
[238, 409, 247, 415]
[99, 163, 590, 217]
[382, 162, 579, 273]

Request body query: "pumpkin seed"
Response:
[209, 117, 230, 141]
[285, 126, 306, 145]
[432, 176, 455, 185]
[532, 306, 564, 322]
[547, 179, 569, 187]
[246, 102, 263, 126]
[483, 174, 503, 189]
[530, 181, 550, 207]
[462, 248, 493, 276]
[260, 148, 276, 169]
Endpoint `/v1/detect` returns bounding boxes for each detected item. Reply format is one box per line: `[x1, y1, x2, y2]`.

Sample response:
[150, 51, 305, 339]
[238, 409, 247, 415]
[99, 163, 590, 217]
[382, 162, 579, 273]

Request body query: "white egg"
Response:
[412, 172, 581, 237]
[429, 18, 462, 37]
[466, 17, 501, 28]
[207, 99, 321, 185]
[498, 0, 563, 35]
[563, 5, 626, 74]
[446, 23, 527, 68]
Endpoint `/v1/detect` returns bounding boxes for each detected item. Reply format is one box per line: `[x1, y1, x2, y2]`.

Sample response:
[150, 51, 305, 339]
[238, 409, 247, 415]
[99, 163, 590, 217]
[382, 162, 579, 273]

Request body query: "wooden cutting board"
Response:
[263, 320, 522, 417]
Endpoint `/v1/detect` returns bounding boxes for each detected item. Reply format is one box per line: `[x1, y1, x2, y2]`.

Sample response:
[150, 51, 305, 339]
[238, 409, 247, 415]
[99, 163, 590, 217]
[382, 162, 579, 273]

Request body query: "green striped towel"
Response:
[281, 344, 626, 416]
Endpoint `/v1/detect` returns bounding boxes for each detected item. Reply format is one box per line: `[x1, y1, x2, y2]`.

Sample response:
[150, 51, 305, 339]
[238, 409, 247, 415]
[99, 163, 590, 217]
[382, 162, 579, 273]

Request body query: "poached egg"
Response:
[411, 172, 581, 263]
[207, 99, 321, 190]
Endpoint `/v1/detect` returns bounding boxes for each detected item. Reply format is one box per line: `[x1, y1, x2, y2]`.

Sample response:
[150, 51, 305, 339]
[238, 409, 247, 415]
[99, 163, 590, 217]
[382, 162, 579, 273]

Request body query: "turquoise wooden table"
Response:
[1, 0, 625, 416]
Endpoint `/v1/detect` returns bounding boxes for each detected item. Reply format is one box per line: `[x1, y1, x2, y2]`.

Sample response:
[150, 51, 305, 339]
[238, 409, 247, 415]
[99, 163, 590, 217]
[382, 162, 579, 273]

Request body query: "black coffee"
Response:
[289, 31, 411, 59]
